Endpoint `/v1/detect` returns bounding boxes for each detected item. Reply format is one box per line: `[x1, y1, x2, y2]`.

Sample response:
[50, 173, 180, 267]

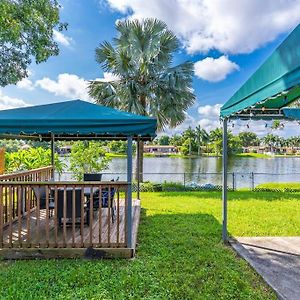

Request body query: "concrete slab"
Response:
[230, 237, 300, 300]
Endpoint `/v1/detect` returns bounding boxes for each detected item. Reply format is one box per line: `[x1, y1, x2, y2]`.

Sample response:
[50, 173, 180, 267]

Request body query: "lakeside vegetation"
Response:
[3, 189, 299, 299]
[153, 126, 300, 156]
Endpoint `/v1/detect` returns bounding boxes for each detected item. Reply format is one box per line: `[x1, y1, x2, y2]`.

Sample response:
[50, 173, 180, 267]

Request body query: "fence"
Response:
[0, 181, 129, 251]
[57, 171, 300, 191]
[0, 167, 53, 223]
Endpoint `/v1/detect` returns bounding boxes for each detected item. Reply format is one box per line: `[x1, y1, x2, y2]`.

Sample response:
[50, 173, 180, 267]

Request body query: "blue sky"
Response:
[1, 0, 300, 136]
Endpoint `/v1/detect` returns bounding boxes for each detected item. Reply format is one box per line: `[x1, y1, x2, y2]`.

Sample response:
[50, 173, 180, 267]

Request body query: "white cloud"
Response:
[163, 112, 197, 135]
[36, 73, 89, 99]
[197, 103, 222, 131]
[198, 103, 222, 117]
[198, 118, 220, 132]
[0, 91, 29, 110]
[53, 30, 73, 47]
[105, 0, 300, 54]
[194, 56, 239, 82]
[16, 78, 34, 91]
[95, 72, 120, 82]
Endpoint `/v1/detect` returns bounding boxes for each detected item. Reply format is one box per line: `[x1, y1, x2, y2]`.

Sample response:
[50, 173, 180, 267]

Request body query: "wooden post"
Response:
[222, 118, 228, 243]
[126, 136, 133, 248]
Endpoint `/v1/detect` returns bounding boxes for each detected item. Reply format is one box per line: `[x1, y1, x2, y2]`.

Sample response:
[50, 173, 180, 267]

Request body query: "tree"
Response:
[107, 140, 126, 154]
[195, 125, 209, 155]
[157, 135, 170, 146]
[209, 128, 223, 142]
[209, 128, 242, 155]
[88, 19, 195, 181]
[238, 132, 260, 147]
[0, 0, 66, 86]
[5, 147, 65, 174]
[271, 120, 281, 130]
[170, 134, 183, 147]
[182, 126, 196, 155]
[262, 133, 281, 152]
[69, 141, 111, 181]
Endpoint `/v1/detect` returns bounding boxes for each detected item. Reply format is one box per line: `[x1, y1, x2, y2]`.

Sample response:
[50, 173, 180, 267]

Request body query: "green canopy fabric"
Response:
[221, 24, 300, 119]
[282, 107, 300, 120]
[0, 100, 157, 140]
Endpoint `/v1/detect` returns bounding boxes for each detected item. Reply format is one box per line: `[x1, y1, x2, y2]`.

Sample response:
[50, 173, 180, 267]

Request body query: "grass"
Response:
[235, 153, 271, 158]
[105, 153, 126, 158]
[1, 190, 299, 299]
[255, 182, 300, 192]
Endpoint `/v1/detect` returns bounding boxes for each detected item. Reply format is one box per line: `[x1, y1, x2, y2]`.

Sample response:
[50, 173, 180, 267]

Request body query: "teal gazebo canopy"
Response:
[220, 24, 300, 243]
[0, 99, 157, 247]
[221, 24, 300, 120]
[0, 99, 157, 141]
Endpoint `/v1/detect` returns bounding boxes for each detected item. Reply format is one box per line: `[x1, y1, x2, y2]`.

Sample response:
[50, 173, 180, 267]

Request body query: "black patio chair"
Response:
[83, 173, 102, 181]
[86, 178, 118, 223]
[57, 189, 88, 226]
[33, 186, 55, 217]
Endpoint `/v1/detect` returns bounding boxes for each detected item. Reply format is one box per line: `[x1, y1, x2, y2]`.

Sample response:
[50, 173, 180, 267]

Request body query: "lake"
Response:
[102, 156, 300, 188]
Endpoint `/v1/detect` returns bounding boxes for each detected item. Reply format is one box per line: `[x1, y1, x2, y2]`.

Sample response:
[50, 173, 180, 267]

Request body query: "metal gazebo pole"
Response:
[126, 136, 133, 248]
[136, 136, 140, 200]
[51, 133, 55, 180]
[222, 118, 228, 243]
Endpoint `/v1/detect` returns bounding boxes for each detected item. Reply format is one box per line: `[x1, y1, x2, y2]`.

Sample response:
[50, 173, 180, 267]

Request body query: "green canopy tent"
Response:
[0, 99, 156, 140]
[0, 99, 157, 248]
[220, 24, 300, 242]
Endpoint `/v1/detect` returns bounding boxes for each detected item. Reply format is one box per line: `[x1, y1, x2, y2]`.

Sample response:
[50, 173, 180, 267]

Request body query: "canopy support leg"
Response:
[137, 137, 140, 200]
[222, 118, 228, 243]
[51, 133, 55, 180]
[126, 136, 133, 248]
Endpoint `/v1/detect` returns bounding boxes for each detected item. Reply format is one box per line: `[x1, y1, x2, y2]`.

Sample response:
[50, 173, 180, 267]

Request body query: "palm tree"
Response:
[88, 19, 195, 181]
[183, 126, 195, 156]
[195, 125, 209, 156]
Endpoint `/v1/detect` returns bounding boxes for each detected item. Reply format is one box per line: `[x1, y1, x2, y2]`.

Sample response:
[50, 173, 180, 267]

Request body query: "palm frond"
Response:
[91, 18, 196, 131]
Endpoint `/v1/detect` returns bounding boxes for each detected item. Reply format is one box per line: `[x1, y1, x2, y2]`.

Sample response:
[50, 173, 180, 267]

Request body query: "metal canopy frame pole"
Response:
[136, 137, 140, 200]
[222, 118, 228, 243]
[51, 133, 55, 180]
[126, 136, 133, 248]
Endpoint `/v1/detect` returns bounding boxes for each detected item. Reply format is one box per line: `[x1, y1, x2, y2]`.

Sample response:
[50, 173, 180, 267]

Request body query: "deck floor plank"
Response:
[2, 200, 139, 251]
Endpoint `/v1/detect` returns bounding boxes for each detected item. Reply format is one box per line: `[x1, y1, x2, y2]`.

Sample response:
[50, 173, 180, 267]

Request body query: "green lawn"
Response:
[1, 191, 299, 299]
[235, 152, 271, 158]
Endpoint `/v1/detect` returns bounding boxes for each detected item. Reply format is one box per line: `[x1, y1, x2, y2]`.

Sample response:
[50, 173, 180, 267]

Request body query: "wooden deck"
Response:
[0, 199, 140, 259]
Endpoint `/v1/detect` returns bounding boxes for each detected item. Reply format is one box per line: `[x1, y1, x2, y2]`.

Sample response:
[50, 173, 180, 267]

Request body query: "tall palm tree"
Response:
[88, 19, 195, 181]
[195, 125, 209, 156]
[183, 126, 195, 156]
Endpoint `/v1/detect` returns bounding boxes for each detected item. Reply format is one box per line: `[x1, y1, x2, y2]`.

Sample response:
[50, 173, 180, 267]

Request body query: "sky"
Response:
[1, 0, 300, 137]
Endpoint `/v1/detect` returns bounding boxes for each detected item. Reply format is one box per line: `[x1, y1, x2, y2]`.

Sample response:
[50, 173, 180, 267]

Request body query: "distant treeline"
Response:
[0, 126, 299, 157]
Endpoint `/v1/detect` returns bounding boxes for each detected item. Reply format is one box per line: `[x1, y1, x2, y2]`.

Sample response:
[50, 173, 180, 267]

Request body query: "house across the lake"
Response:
[144, 145, 178, 155]
[243, 146, 300, 155]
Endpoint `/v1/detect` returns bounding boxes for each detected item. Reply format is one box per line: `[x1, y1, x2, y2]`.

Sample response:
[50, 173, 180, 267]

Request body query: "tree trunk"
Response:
[135, 94, 146, 182]
[135, 139, 144, 182]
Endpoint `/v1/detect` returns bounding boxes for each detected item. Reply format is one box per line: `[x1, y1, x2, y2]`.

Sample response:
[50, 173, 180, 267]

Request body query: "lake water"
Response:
[103, 156, 300, 188]
[59, 156, 300, 188]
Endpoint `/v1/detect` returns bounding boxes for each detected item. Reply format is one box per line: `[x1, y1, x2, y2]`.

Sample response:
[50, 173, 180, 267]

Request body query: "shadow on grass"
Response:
[0, 208, 275, 300]
[133, 208, 274, 299]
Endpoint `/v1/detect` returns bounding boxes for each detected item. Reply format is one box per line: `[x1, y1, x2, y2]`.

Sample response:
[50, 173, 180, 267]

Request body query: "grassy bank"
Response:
[255, 182, 300, 192]
[235, 153, 271, 158]
[1, 190, 299, 299]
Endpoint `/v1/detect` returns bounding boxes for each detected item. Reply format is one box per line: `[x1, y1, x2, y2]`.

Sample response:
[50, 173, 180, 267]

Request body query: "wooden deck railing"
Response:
[0, 181, 129, 250]
[0, 167, 53, 223]
[0, 166, 53, 182]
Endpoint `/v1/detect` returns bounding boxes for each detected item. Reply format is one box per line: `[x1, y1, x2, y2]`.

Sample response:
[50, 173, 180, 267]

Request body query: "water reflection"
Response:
[105, 156, 300, 188]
